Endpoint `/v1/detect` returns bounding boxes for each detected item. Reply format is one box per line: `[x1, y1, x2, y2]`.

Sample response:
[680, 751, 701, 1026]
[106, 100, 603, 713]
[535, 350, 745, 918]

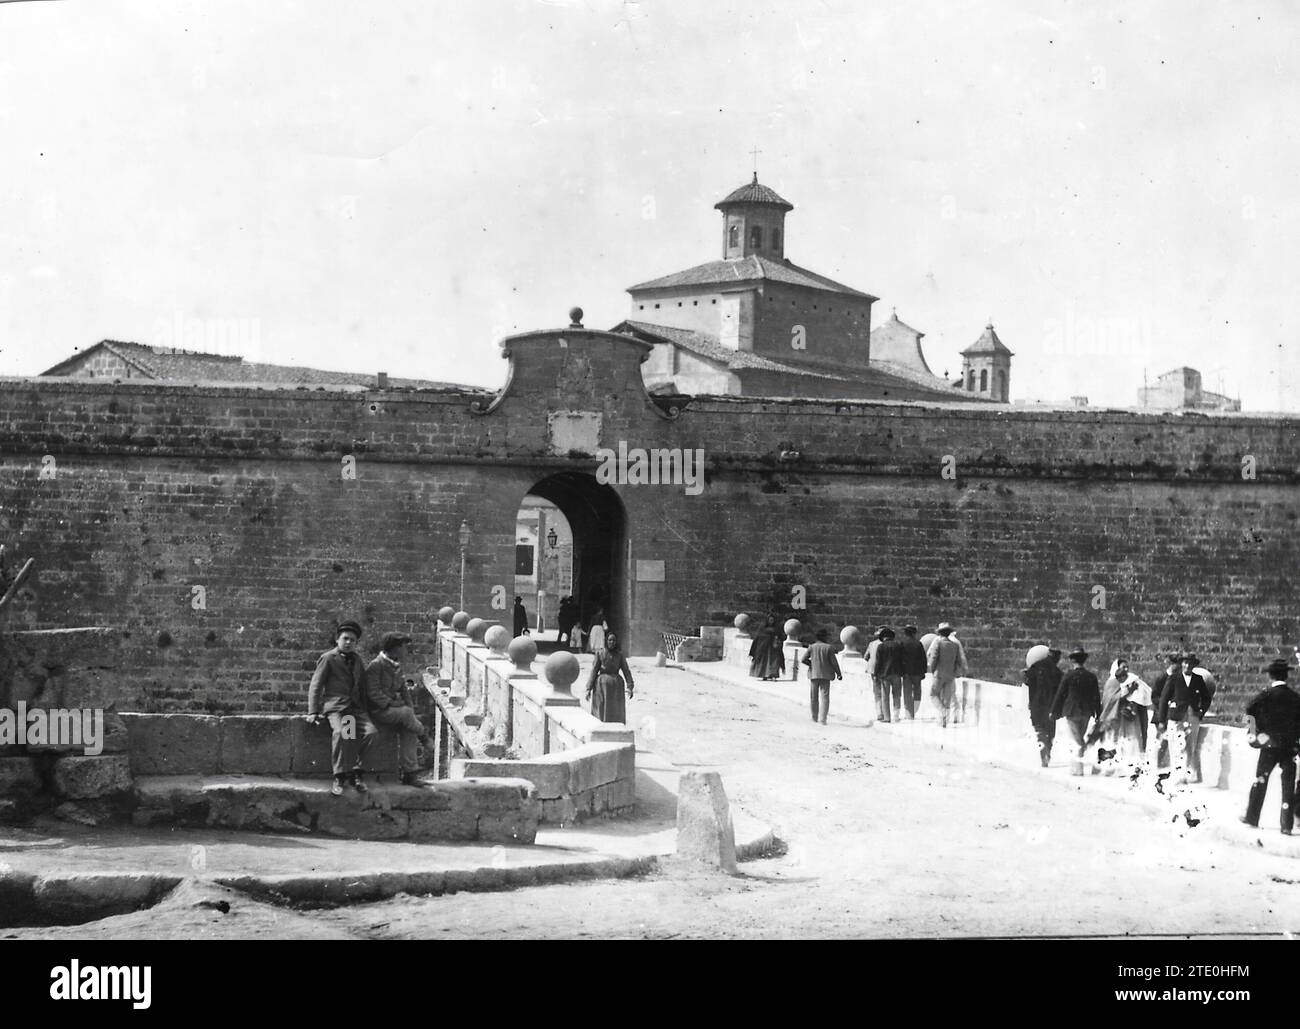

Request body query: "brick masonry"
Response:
[1, 328, 1297, 718]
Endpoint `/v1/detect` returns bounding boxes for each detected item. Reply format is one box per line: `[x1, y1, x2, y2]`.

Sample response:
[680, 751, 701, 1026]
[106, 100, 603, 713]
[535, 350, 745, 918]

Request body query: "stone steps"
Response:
[130, 774, 539, 844]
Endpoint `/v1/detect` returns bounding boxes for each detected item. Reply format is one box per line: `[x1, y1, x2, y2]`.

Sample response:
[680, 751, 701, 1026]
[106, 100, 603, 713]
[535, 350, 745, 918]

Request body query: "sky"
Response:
[1, 0, 1297, 411]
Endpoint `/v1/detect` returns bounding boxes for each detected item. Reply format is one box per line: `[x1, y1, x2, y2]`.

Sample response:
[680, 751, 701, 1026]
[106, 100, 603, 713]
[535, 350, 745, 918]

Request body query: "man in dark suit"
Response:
[1156, 653, 1213, 783]
[306, 620, 378, 796]
[1050, 647, 1101, 776]
[898, 625, 927, 720]
[800, 628, 843, 725]
[874, 627, 903, 723]
[1023, 647, 1064, 767]
[1241, 659, 1300, 835]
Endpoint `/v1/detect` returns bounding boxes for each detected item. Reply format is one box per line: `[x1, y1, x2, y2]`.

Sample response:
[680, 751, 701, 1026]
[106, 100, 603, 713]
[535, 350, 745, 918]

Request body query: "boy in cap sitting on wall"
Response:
[366, 632, 432, 787]
[306, 620, 379, 796]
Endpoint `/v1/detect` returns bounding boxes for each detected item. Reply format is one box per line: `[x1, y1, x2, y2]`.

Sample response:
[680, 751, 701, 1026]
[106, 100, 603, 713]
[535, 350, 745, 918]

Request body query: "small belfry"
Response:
[959, 322, 1013, 402]
[715, 172, 793, 260]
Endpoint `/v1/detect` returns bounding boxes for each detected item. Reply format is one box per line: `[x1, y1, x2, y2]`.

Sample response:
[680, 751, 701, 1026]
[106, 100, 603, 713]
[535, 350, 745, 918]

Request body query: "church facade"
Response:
[616, 175, 1009, 403]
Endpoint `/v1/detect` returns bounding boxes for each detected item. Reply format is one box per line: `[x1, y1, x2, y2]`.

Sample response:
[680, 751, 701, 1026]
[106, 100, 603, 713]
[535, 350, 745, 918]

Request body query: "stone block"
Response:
[6, 628, 124, 674]
[676, 770, 737, 874]
[288, 716, 334, 776]
[32, 872, 180, 922]
[219, 716, 294, 775]
[363, 783, 453, 812]
[314, 804, 408, 840]
[407, 809, 480, 842]
[452, 757, 570, 800]
[122, 713, 220, 775]
[566, 743, 628, 795]
[478, 807, 539, 844]
[539, 797, 578, 824]
[446, 777, 536, 813]
[0, 756, 40, 794]
[52, 754, 133, 799]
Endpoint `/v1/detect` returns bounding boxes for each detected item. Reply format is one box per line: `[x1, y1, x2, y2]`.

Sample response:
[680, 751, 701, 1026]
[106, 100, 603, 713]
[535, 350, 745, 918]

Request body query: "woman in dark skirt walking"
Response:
[748, 615, 785, 680]
[586, 630, 635, 723]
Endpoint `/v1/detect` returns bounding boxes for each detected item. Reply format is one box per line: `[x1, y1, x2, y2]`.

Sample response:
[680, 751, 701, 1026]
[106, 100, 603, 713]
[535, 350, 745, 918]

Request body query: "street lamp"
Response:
[546, 527, 557, 549]
[458, 520, 471, 610]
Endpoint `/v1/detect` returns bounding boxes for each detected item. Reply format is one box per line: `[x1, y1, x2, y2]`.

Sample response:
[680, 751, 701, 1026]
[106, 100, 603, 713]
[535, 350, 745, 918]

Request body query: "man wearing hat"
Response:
[1241, 659, 1300, 835]
[874, 627, 903, 723]
[366, 632, 431, 787]
[1050, 647, 1101, 775]
[926, 622, 968, 728]
[306, 621, 378, 796]
[800, 628, 843, 725]
[1155, 653, 1214, 783]
[898, 625, 927, 720]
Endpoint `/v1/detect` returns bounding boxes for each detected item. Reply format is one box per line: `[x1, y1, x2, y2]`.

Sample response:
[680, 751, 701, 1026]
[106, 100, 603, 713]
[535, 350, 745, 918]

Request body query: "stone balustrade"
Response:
[431, 607, 637, 823]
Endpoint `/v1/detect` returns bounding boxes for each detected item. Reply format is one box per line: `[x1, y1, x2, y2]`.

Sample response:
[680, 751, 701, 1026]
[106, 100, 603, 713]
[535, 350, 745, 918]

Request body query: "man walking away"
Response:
[801, 628, 842, 725]
[1156, 653, 1213, 783]
[1050, 647, 1101, 776]
[899, 625, 927, 720]
[927, 622, 968, 728]
[366, 632, 432, 787]
[1241, 658, 1300, 835]
[875, 627, 903, 723]
[1149, 651, 1181, 773]
[306, 620, 378, 796]
[1023, 647, 1064, 767]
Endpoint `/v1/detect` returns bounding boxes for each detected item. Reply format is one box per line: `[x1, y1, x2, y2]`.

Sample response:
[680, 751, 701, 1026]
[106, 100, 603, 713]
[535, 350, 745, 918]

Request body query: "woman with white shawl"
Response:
[1090, 657, 1153, 775]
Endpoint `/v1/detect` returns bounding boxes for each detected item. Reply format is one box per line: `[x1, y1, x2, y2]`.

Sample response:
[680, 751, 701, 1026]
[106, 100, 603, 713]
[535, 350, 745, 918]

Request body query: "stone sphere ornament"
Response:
[783, 618, 802, 643]
[544, 651, 581, 696]
[466, 618, 487, 644]
[733, 613, 752, 635]
[437, 606, 455, 628]
[451, 611, 471, 634]
[840, 626, 862, 654]
[507, 635, 537, 672]
[484, 625, 511, 656]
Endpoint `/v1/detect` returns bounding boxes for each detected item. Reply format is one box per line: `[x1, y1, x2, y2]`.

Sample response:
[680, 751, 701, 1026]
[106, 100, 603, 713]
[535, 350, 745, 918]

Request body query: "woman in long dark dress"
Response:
[512, 596, 529, 637]
[586, 630, 634, 723]
[748, 615, 785, 680]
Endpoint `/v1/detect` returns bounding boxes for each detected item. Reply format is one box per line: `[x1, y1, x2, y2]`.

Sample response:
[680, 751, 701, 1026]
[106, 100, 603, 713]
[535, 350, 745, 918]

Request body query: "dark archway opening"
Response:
[517, 472, 625, 655]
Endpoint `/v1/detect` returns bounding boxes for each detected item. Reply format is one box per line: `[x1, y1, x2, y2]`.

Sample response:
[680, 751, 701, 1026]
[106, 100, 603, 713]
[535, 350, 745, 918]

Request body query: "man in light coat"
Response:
[801, 628, 842, 725]
[365, 632, 431, 787]
[927, 622, 968, 728]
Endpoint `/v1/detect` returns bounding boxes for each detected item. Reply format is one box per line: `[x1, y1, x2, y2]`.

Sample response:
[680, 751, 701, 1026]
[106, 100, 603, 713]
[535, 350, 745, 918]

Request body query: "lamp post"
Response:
[547, 527, 557, 549]
[458, 520, 471, 610]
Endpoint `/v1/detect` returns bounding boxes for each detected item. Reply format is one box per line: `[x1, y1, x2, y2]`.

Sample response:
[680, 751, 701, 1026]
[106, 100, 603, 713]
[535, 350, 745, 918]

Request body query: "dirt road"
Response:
[309, 660, 1300, 939]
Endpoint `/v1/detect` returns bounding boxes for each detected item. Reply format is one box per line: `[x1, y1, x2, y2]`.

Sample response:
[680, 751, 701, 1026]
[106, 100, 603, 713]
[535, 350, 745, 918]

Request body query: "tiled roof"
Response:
[715, 176, 794, 211]
[619, 321, 848, 378]
[628, 255, 875, 299]
[618, 321, 970, 400]
[41, 340, 479, 391]
[960, 323, 1014, 356]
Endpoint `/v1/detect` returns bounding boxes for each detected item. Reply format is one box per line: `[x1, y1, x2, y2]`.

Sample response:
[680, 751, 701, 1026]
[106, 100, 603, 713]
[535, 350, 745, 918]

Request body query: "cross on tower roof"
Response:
[750, 146, 761, 180]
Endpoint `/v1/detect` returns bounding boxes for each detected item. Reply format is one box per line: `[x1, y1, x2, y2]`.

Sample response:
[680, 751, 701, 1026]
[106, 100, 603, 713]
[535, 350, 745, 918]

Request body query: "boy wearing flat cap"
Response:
[306, 620, 379, 796]
[366, 631, 431, 787]
[1241, 658, 1300, 835]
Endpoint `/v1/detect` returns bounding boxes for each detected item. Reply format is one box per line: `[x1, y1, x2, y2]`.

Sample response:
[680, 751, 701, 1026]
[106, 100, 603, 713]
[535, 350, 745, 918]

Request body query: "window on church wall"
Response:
[773, 229, 781, 250]
[980, 369, 988, 392]
[966, 370, 975, 391]
[750, 226, 762, 248]
[728, 224, 739, 248]
[996, 369, 1006, 397]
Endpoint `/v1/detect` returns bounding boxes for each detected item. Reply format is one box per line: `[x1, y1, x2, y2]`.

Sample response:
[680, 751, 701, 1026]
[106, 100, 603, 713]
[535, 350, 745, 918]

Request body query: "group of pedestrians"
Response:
[1024, 647, 1217, 780]
[305, 621, 431, 795]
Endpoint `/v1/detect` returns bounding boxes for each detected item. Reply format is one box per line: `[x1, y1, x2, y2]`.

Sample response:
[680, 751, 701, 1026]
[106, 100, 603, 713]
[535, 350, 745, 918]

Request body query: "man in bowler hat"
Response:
[1050, 647, 1101, 775]
[1241, 658, 1300, 835]
[898, 625, 927, 719]
[366, 632, 432, 787]
[306, 620, 378, 796]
